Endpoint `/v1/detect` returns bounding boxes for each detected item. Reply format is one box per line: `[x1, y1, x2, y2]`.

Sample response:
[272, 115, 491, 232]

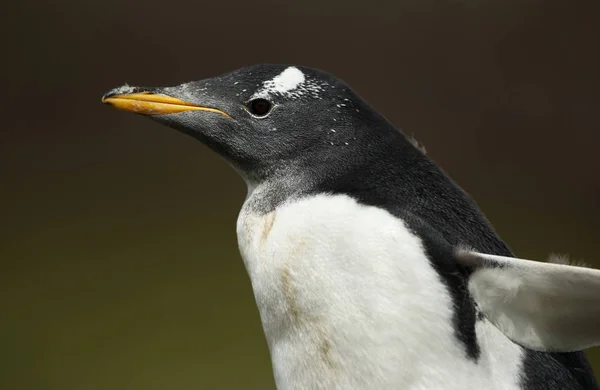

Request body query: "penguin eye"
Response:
[247, 99, 273, 117]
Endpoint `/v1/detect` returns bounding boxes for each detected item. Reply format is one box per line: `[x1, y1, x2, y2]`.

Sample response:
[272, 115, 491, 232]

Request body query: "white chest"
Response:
[236, 194, 523, 390]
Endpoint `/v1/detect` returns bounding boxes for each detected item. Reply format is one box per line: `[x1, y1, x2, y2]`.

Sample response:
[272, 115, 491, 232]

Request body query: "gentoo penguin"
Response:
[102, 65, 600, 389]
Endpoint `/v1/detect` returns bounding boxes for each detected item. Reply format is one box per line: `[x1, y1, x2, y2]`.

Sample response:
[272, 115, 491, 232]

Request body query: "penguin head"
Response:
[103, 65, 399, 185]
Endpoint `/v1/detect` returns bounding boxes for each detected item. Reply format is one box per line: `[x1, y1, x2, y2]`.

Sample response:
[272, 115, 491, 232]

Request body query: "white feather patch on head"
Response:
[252, 67, 307, 99]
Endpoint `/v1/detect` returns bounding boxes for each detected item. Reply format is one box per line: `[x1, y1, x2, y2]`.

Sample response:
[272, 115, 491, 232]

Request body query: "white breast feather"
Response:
[237, 193, 524, 390]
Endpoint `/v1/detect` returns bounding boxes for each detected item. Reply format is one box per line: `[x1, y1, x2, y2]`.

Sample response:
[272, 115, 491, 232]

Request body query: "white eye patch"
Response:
[251, 67, 306, 99]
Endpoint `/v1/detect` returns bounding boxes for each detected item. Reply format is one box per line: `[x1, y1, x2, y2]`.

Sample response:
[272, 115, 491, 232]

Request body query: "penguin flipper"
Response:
[455, 249, 600, 352]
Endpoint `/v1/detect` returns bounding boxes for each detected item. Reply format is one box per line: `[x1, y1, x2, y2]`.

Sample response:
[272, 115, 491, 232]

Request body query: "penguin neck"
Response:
[243, 126, 510, 256]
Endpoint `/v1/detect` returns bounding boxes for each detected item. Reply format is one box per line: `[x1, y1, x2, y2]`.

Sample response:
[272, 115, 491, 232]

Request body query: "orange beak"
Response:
[102, 91, 230, 117]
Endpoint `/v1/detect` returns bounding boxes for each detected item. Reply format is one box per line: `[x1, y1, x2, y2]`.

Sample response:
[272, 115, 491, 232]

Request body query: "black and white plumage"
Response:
[103, 65, 599, 389]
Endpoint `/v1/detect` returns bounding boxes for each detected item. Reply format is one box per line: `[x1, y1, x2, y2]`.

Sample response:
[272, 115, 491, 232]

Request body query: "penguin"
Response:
[102, 65, 600, 389]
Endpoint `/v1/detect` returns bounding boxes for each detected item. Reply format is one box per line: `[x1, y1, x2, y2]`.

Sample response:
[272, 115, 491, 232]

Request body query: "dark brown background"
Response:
[2, 1, 599, 389]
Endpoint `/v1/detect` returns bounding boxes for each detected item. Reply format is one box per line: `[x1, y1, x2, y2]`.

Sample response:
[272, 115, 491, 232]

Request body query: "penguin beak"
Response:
[101, 87, 230, 117]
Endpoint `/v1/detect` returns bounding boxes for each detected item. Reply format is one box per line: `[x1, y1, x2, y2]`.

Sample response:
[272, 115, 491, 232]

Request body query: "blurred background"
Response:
[2, 0, 599, 389]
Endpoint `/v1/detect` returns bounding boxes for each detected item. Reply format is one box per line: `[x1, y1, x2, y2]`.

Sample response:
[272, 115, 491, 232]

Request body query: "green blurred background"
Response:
[2, 0, 599, 389]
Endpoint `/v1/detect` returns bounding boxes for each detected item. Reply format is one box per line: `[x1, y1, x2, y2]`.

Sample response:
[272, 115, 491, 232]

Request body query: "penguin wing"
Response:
[455, 249, 600, 352]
